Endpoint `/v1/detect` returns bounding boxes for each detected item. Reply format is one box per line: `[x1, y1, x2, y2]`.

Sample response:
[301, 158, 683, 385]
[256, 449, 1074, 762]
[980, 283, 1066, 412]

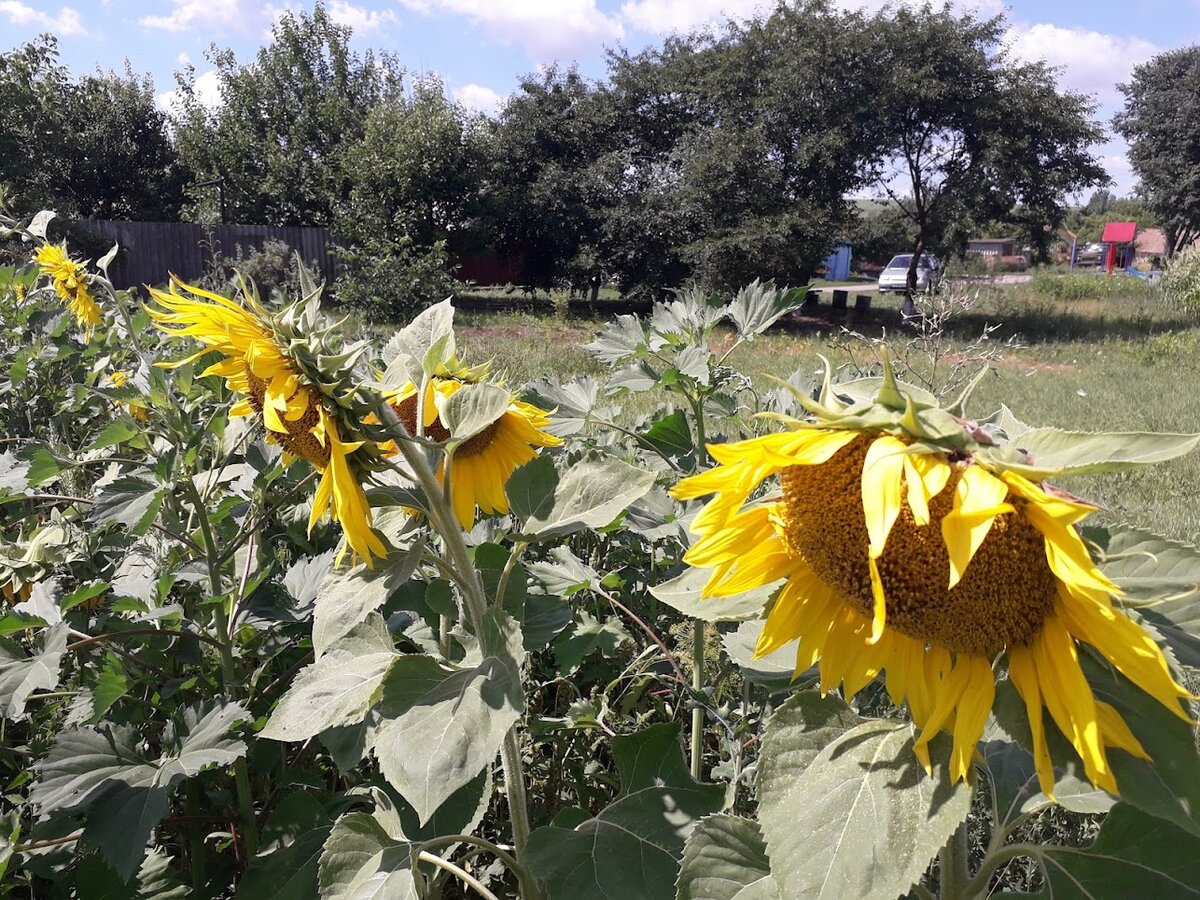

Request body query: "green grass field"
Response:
[449, 282, 1200, 542]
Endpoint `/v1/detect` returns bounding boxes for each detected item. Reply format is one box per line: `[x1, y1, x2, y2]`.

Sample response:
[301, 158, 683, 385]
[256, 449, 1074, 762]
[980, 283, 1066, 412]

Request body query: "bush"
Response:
[198, 238, 319, 301]
[333, 235, 457, 321]
[1029, 269, 1155, 301]
[1160, 245, 1200, 315]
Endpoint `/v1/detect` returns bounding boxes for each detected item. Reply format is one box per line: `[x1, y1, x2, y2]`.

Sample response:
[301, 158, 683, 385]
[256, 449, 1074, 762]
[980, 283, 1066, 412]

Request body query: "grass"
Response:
[449, 283, 1200, 543]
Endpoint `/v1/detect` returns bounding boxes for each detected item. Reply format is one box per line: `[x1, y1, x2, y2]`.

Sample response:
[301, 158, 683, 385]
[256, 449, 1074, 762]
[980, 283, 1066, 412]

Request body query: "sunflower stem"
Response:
[938, 818, 972, 900]
[687, 391, 710, 781]
[375, 400, 543, 900]
[183, 479, 259, 859]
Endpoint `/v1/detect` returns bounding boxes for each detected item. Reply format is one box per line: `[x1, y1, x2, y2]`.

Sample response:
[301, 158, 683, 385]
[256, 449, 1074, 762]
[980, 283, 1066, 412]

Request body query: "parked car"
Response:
[1075, 242, 1105, 266]
[877, 253, 941, 293]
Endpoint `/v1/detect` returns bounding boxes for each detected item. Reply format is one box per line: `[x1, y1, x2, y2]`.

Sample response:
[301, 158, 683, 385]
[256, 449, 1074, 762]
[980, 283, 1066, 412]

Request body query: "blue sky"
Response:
[3, 0, 1199, 195]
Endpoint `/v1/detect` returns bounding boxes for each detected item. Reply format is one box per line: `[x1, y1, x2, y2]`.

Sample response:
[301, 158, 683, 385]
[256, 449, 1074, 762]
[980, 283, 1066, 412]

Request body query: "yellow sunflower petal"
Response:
[941, 465, 1013, 589]
[1007, 644, 1057, 801]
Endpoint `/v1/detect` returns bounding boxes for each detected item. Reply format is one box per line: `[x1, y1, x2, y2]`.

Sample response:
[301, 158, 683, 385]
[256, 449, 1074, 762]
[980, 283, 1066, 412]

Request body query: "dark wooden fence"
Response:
[75, 220, 337, 291]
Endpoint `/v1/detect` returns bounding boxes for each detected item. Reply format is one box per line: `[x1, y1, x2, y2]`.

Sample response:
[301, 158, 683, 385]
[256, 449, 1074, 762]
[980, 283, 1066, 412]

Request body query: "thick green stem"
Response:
[688, 393, 710, 781]
[939, 819, 972, 900]
[690, 622, 706, 780]
[184, 480, 259, 858]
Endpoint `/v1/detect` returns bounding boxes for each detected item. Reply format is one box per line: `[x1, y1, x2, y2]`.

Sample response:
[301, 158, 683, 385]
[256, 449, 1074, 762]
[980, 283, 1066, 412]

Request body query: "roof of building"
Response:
[1102, 221, 1138, 243]
[1135, 227, 1167, 256]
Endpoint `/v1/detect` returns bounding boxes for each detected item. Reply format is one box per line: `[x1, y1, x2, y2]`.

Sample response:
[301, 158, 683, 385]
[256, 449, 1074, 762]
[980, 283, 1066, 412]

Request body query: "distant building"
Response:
[1134, 227, 1167, 261]
[1101, 221, 1138, 269]
[966, 237, 1016, 258]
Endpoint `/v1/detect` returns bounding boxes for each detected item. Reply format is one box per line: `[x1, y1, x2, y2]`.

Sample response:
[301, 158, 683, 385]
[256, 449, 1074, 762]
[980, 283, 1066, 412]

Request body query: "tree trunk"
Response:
[903, 236, 924, 318]
[589, 272, 601, 304]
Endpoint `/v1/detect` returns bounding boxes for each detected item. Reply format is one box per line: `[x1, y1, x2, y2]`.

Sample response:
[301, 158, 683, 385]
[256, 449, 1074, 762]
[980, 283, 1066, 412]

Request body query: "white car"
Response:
[877, 253, 940, 293]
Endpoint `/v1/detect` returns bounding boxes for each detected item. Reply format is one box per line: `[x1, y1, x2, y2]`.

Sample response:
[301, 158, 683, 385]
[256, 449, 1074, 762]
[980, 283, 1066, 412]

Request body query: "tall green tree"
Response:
[862, 5, 1107, 293]
[0, 37, 186, 220]
[1115, 46, 1200, 259]
[171, 1, 402, 225]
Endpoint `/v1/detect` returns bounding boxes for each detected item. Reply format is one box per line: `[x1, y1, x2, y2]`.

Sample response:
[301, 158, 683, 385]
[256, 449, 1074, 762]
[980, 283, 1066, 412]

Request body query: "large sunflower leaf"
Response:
[238, 793, 335, 900]
[380, 297, 455, 387]
[260, 615, 397, 742]
[311, 541, 424, 657]
[442, 382, 511, 444]
[728, 280, 801, 339]
[1034, 803, 1200, 898]
[757, 717, 970, 900]
[318, 795, 418, 900]
[521, 456, 655, 540]
[371, 610, 523, 825]
[721, 621, 804, 692]
[1086, 524, 1200, 667]
[651, 568, 780, 623]
[0, 622, 67, 719]
[676, 814, 781, 900]
[526, 723, 725, 900]
[980, 428, 1200, 480]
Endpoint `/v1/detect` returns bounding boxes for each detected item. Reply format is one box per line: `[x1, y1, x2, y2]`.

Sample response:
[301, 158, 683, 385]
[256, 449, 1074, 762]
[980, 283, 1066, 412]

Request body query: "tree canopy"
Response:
[1115, 45, 1200, 258]
[0, 36, 185, 221]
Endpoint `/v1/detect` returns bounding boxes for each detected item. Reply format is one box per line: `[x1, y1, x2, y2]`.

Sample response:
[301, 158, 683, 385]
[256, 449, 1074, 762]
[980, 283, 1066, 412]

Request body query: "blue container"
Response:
[821, 241, 852, 281]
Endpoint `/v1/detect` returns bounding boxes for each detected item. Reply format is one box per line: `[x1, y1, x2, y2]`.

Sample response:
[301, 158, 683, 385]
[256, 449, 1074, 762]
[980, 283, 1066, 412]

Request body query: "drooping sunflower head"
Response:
[147, 276, 386, 565]
[671, 359, 1196, 797]
[33, 242, 102, 338]
[377, 372, 561, 529]
[0, 521, 79, 605]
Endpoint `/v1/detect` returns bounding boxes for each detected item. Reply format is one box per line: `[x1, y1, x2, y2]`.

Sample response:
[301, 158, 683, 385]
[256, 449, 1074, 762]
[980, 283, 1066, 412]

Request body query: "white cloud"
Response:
[0, 2, 85, 36]
[1004, 23, 1159, 108]
[329, 0, 397, 32]
[155, 69, 222, 114]
[452, 82, 506, 116]
[140, 0, 246, 33]
[176, 50, 192, 66]
[398, 0, 624, 60]
[620, 0, 766, 34]
[621, 0, 1004, 35]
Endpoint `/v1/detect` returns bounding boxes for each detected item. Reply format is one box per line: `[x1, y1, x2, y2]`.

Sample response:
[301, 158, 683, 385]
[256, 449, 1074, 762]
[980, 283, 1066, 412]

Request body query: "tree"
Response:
[863, 5, 1107, 300]
[1114, 46, 1200, 259]
[334, 76, 482, 318]
[171, 1, 402, 225]
[0, 37, 186, 220]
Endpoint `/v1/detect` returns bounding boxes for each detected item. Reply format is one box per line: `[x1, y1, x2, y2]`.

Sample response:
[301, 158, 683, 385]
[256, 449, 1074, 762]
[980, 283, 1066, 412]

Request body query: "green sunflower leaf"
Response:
[0, 622, 67, 719]
[1086, 524, 1200, 668]
[721, 621, 804, 693]
[651, 568, 780, 623]
[757, 715, 970, 900]
[1034, 803, 1200, 898]
[260, 616, 397, 742]
[371, 610, 523, 825]
[442, 381, 511, 445]
[728, 279, 802, 340]
[676, 814, 781, 900]
[982, 428, 1200, 480]
[526, 723, 724, 900]
[521, 456, 655, 540]
[318, 792, 418, 900]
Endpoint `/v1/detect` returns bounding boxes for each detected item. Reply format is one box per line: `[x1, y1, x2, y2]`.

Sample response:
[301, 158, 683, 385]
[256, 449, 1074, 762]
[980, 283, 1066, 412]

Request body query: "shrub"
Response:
[1029, 269, 1155, 301]
[333, 235, 457, 321]
[1160, 245, 1200, 315]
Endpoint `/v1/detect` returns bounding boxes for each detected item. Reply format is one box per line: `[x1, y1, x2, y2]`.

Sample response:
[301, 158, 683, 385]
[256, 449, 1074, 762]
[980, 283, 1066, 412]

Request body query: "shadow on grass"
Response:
[778, 301, 1196, 345]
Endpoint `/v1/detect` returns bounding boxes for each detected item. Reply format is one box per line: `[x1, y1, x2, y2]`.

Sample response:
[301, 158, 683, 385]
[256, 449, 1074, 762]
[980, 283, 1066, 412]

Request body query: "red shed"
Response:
[1101, 221, 1138, 272]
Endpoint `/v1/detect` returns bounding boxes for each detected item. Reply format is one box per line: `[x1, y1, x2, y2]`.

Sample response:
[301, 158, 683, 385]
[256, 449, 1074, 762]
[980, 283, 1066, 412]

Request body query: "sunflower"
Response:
[382, 376, 560, 529]
[147, 277, 385, 565]
[107, 371, 149, 422]
[670, 366, 1194, 798]
[34, 242, 102, 337]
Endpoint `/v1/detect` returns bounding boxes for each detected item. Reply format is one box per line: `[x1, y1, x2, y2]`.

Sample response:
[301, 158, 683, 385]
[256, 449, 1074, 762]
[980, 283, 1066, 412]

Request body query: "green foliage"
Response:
[0, 37, 186, 221]
[862, 6, 1107, 270]
[1029, 270, 1157, 302]
[170, 2, 402, 226]
[1115, 46, 1200, 258]
[3, 208, 1199, 900]
[1160, 245, 1200, 316]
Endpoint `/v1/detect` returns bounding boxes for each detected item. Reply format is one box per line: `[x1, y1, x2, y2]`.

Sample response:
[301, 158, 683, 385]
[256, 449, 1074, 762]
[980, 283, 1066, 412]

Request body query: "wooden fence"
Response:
[75, 220, 337, 291]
